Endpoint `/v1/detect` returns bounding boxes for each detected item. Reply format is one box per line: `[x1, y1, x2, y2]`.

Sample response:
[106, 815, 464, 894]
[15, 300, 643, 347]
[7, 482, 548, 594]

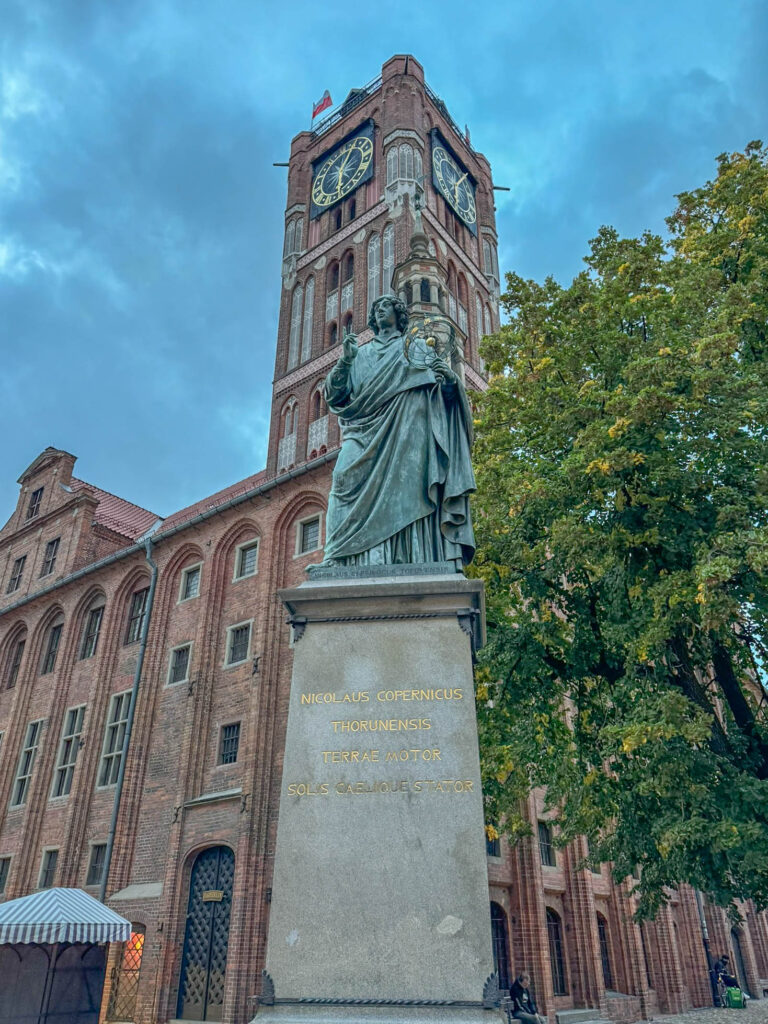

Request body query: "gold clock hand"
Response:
[453, 171, 468, 203]
[336, 149, 352, 195]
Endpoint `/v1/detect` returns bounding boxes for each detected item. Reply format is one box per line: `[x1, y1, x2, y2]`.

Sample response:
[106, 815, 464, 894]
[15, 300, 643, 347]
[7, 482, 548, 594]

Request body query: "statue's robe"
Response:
[323, 331, 475, 568]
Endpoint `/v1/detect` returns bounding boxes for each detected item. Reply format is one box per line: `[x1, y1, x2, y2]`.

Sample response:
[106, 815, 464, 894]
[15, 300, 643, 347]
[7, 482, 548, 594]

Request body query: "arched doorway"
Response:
[490, 902, 511, 991]
[177, 846, 235, 1021]
[731, 929, 751, 997]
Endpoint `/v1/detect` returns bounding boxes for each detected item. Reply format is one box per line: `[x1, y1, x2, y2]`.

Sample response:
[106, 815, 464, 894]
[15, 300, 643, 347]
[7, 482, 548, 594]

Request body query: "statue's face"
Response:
[374, 298, 396, 330]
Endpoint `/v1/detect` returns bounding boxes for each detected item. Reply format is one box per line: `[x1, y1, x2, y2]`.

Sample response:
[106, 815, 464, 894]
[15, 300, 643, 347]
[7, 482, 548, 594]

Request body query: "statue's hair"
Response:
[368, 294, 409, 334]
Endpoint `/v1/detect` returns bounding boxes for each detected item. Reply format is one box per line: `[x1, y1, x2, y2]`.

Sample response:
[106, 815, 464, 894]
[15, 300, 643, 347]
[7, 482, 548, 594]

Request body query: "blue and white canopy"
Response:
[0, 887, 131, 945]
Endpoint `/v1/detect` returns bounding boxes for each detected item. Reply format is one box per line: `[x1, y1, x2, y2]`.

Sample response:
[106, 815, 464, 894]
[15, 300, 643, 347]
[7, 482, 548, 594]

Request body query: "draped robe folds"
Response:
[322, 332, 476, 568]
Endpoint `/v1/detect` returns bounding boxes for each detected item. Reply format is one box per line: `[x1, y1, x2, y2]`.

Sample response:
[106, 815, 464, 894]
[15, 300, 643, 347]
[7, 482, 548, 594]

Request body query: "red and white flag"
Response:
[312, 90, 332, 119]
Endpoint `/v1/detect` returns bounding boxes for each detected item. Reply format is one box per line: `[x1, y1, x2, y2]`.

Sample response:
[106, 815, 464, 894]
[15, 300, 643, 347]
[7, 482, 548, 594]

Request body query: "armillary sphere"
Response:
[403, 312, 459, 369]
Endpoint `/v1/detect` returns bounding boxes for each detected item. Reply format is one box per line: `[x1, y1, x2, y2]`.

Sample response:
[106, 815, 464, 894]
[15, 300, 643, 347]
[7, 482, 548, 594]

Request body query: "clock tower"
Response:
[266, 54, 500, 478]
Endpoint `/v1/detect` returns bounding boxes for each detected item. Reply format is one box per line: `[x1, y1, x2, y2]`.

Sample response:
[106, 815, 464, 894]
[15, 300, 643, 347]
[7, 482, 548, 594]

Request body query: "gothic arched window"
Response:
[382, 224, 394, 295]
[300, 277, 314, 363]
[399, 143, 414, 181]
[281, 399, 298, 439]
[284, 220, 295, 257]
[341, 252, 354, 312]
[367, 233, 381, 308]
[326, 261, 339, 323]
[287, 284, 303, 369]
[386, 147, 398, 185]
[546, 909, 568, 995]
[456, 273, 468, 334]
[597, 913, 614, 989]
[4, 627, 26, 689]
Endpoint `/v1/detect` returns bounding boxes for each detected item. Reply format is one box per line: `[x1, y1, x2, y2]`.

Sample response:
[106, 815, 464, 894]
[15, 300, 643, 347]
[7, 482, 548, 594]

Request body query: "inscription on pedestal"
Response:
[286, 686, 475, 799]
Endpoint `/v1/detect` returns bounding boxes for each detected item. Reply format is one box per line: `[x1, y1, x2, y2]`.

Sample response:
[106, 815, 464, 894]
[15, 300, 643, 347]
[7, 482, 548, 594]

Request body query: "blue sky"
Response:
[1, 0, 765, 520]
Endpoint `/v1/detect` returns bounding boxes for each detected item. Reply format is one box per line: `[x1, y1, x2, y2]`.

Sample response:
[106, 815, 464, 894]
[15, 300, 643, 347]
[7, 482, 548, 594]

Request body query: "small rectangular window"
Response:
[27, 487, 44, 519]
[39, 848, 59, 889]
[299, 517, 320, 554]
[6, 555, 26, 594]
[0, 856, 10, 895]
[80, 606, 104, 659]
[41, 623, 63, 675]
[125, 588, 149, 644]
[538, 821, 556, 867]
[6, 638, 25, 689]
[51, 705, 86, 798]
[219, 723, 241, 765]
[180, 565, 201, 601]
[11, 720, 44, 807]
[486, 824, 501, 858]
[227, 624, 251, 666]
[168, 644, 191, 685]
[40, 537, 60, 577]
[235, 541, 259, 579]
[98, 691, 131, 787]
[86, 843, 107, 886]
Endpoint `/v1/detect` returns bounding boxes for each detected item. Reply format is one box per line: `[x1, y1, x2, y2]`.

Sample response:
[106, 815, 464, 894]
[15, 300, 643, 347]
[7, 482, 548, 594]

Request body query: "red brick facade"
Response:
[0, 54, 766, 1024]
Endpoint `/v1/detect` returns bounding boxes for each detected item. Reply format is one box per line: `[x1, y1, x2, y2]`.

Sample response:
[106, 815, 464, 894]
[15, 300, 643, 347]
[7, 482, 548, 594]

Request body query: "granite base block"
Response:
[253, 1005, 504, 1024]
[261, 573, 494, 1008]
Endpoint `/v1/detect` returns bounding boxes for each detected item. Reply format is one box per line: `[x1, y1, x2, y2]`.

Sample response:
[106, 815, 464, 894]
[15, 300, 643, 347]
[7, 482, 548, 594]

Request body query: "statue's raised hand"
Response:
[341, 327, 358, 364]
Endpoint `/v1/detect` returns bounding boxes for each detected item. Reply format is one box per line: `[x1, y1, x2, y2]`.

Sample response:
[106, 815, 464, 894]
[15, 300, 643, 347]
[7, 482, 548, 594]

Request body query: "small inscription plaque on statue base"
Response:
[252, 574, 494, 1023]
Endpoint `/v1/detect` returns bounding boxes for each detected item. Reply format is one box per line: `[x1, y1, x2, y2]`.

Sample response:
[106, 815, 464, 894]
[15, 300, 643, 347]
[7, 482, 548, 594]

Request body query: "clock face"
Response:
[311, 134, 374, 211]
[431, 140, 477, 230]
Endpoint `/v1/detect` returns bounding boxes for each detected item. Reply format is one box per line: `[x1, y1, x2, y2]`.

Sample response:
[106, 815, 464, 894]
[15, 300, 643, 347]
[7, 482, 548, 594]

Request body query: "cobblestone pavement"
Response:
[652, 1001, 768, 1024]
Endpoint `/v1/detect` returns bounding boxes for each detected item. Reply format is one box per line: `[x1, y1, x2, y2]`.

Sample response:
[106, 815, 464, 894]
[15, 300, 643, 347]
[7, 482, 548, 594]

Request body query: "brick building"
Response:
[0, 54, 766, 1024]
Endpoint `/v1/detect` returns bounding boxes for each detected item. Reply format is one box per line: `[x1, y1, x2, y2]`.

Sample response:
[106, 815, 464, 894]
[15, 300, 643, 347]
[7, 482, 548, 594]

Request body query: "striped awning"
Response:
[0, 887, 131, 945]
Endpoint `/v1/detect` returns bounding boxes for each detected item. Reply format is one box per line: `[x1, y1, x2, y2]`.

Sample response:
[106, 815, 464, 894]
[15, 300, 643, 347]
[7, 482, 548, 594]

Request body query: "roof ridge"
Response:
[71, 477, 160, 518]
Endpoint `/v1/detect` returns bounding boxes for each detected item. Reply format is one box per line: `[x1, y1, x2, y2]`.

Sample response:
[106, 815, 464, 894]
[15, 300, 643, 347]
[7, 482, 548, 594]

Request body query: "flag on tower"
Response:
[312, 90, 333, 120]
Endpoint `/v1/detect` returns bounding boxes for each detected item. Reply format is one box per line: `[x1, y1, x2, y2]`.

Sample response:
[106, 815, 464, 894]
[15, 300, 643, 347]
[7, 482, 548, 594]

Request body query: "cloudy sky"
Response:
[2, 0, 765, 521]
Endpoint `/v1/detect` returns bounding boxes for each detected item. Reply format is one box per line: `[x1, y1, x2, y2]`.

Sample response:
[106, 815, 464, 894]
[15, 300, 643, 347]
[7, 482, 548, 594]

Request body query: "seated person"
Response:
[712, 953, 738, 989]
[509, 972, 546, 1024]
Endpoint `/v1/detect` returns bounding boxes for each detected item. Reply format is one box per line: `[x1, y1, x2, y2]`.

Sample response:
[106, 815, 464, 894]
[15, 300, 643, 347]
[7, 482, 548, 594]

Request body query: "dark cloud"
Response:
[1, 0, 764, 518]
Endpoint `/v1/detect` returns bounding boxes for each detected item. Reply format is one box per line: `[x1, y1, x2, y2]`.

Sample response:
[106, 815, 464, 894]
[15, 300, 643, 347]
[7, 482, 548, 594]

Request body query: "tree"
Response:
[472, 143, 768, 917]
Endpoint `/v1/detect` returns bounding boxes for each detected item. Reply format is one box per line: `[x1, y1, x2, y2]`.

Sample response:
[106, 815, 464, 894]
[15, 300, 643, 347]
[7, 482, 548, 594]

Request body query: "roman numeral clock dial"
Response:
[430, 131, 477, 234]
[310, 124, 375, 217]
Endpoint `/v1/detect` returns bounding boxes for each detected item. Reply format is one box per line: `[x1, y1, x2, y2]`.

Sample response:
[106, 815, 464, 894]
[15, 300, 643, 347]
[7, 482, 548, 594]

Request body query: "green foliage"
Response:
[472, 143, 768, 917]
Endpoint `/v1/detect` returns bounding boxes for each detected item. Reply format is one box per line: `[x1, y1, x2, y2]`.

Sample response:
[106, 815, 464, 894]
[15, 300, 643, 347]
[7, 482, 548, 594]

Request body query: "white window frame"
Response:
[85, 841, 107, 887]
[166, 642, 193, 686]
[79, 604, 104, 660]
[224, 619, 253, 669]
[38, 846, 59, 889]
[233, 539, 260, 582]
[178, 562, 203, 604]
[217, 721, 241, 766]
[0, 855, 11, 895]
[294, 513, 323, 557]
[50, 704, 86, 799]
[96, 691, 132, 789]
[11, 719, 44, 808]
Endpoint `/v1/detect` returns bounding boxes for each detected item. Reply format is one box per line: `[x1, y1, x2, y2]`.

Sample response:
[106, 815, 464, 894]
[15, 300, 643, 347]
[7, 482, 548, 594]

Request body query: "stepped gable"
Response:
[70, 478, 160, 541]
[159, 468, 268, 533]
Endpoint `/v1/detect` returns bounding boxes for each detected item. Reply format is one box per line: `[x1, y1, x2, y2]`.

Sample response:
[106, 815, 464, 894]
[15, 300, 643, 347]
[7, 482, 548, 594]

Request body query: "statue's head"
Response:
[368, 294, 409, 335]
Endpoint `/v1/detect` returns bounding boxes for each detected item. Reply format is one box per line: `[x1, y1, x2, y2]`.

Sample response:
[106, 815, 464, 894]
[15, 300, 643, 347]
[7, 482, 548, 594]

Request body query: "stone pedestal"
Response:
[253, 572, 496, 1024]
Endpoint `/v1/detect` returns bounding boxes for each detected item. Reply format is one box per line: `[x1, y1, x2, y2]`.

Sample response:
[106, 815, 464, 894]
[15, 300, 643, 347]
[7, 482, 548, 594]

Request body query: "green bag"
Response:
[725, 987, 745, 1008]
